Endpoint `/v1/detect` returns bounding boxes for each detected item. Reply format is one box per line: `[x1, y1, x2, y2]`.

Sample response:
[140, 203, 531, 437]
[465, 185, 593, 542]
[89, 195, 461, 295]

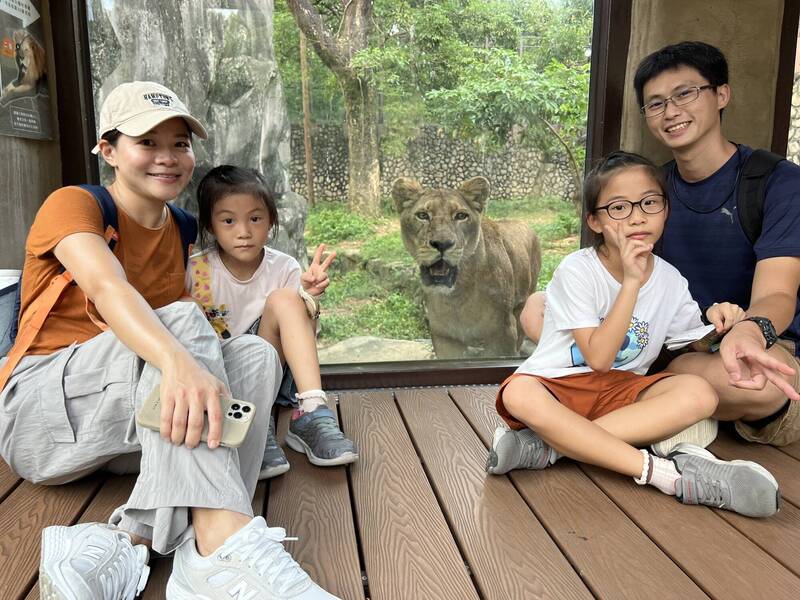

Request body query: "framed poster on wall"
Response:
[0, 0, 53, 140]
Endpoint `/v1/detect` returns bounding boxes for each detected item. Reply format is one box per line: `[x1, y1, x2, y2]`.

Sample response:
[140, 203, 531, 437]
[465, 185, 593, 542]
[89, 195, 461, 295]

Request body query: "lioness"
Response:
[392, 177, 541, 358]
[1, 31, 47, 104]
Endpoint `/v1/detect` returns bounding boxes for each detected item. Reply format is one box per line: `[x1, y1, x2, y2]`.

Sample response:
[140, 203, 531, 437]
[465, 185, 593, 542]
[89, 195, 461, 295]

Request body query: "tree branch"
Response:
[535, 115, 583, 204]
[286, 0, 346, 72]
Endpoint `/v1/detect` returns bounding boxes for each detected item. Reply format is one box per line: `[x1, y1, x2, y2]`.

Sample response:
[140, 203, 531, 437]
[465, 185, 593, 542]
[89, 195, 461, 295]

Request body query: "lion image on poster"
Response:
[393, 177, 541, 359]
[1, 31, 47, 104]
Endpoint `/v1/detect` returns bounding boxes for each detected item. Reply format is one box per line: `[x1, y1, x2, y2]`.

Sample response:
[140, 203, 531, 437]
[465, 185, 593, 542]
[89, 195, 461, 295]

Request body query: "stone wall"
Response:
[290, 124, 578, 201]
[788, 74, 800, 164]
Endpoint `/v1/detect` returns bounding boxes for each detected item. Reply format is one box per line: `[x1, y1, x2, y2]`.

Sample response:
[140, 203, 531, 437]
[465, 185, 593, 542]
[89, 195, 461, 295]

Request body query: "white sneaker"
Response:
[39, 522, 150, 600]
[166, 517, 340, 599]
[651, 418, 719, 457]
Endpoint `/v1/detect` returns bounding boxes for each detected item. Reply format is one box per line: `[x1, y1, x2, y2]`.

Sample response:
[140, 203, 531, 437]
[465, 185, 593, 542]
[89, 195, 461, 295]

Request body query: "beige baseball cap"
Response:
[91, 81, 208, 154]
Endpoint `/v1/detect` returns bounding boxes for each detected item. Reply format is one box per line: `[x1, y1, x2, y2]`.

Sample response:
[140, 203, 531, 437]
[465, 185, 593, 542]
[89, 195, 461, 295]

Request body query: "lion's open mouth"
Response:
[420, 260, 458, 287]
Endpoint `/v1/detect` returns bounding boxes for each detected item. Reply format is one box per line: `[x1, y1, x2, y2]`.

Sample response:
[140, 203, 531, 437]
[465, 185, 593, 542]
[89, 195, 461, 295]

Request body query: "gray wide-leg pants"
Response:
[0, 301, 280, 553]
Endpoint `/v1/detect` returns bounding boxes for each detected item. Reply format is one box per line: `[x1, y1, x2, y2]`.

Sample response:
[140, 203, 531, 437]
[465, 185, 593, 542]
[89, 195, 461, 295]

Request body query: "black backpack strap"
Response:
[166, 203, 198, 266]
[737, 149, 784, 246]
[78, 184, 120, 253]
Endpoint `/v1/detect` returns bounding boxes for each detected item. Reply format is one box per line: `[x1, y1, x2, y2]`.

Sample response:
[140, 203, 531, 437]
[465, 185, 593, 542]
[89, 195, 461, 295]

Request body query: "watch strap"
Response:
[744, 316, 778, 349]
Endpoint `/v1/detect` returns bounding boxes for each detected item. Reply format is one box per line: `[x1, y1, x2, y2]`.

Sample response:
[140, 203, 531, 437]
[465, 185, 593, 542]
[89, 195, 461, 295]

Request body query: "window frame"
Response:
[50, 0, 800, 387]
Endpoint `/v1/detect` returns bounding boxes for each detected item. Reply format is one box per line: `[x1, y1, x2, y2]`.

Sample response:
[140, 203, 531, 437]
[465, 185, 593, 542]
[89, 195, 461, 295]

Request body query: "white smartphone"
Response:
[136, 385, 256, 448]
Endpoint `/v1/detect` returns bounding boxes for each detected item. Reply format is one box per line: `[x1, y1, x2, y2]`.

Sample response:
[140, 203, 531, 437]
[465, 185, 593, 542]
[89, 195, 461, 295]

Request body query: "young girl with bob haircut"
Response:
[188, 165, 357, 474]
[488, 151, 781, 519]
[0, 82, 339, 599]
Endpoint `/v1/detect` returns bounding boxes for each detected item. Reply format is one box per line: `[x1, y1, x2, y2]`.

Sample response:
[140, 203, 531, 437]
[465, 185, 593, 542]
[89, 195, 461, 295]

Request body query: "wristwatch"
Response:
[743, 316, 778, 349]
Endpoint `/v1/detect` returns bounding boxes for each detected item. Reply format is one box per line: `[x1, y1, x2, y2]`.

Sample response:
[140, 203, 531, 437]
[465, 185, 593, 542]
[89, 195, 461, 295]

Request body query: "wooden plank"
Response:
[267, 405, 364, 600]
[339, 389, 479, 600]
[396, 387, 592, 600]
[582, 464, 800, 599]
[0, 460, 21, 503]
[0, 475, 104, 599]
[141, 558, 171, 600]
[710, 431, 800, 506]
[778, 439, 800, 462]
[451, 385, 709, 600]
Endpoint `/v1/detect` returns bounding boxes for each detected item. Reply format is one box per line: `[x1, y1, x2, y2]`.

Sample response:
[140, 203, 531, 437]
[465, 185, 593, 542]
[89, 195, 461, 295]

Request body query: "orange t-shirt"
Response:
[19, 186, 188, 355]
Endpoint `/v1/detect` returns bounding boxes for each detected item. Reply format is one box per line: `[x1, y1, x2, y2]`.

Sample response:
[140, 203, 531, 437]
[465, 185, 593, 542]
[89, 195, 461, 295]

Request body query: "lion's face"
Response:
[13, 31, 45, 83]
[392, 177, 488, 292]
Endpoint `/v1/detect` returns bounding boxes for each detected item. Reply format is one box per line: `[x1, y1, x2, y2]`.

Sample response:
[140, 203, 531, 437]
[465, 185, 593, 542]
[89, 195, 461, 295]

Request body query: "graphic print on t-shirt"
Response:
[570, 316, 650, 368]
[189, 255, 232, 339]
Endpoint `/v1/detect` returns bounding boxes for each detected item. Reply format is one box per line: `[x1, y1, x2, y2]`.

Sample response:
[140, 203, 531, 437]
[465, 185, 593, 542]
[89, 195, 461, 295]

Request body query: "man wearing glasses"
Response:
[632, 41, 800, 446]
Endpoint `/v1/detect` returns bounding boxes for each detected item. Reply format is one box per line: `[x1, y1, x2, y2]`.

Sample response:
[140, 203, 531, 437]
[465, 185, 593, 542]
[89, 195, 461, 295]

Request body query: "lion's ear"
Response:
[392, 177, 423, 213]
[458, 177, 490, 213]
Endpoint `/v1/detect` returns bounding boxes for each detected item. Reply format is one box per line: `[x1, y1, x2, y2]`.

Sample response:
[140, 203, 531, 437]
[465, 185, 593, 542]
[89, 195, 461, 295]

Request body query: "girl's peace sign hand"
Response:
[605, 222, 652, 287]
[301, 244, 336, 296]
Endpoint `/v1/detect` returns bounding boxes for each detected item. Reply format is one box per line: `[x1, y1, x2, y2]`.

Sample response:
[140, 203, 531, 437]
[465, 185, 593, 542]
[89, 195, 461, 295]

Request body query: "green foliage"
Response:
[277, 0, 592, 169]
[360, 232, 413, 265]
[273, 2, 343, 123]
[537, 252, 564, 292]
[324, 271, 384, 307]
[305, 202, 376, 246]
[537, 211, 581, 242]
[320, 293, 429, 342]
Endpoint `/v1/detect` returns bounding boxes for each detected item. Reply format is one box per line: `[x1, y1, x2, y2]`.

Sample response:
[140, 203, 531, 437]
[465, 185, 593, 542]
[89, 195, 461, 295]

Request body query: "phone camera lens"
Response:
[242, 405, 251, 413]
[233, 411, 242, 419]
[231, 403, 240, 411]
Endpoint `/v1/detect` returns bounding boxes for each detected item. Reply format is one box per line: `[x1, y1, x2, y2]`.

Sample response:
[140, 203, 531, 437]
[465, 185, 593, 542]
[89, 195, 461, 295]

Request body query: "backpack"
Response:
[664, 148, 785, 245]
[0, 185, 197, 389]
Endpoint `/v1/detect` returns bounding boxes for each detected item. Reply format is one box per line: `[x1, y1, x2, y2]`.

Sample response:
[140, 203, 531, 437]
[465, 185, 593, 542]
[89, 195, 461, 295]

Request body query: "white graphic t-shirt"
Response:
[517, 247, 709, 379]
[186, 246, 301, 339]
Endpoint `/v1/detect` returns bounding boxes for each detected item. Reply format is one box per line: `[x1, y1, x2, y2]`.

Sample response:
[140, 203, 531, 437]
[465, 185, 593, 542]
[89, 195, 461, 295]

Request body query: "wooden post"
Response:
[300, 31, 315, 206]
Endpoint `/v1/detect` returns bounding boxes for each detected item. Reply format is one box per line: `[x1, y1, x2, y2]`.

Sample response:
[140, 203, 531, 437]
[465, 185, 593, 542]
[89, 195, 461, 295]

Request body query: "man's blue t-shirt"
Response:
[660, 145, 800, 356]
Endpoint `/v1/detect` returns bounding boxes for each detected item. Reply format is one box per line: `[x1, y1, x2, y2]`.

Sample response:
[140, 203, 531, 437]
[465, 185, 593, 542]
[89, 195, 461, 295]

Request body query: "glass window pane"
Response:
[86, 0, 592, 365]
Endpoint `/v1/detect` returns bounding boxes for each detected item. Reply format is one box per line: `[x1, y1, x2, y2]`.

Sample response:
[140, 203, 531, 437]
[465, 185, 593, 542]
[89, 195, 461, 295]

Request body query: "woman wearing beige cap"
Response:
[0, 81, 337, 600]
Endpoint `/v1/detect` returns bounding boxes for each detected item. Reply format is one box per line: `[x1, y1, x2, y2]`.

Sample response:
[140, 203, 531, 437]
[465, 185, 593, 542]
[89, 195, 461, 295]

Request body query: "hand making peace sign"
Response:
[301, 244, 336, 296]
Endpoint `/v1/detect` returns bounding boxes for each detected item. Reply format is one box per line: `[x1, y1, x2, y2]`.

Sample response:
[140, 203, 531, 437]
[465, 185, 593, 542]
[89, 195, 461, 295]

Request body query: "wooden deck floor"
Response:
[2, 385, 800, 599]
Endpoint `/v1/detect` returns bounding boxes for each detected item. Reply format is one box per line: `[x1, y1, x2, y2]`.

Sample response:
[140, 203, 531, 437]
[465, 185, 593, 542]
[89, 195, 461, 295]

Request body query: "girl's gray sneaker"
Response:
[486, 425, 557, 475]
[260, 417, 290, 480]
[286, 407, 358, 466]
[669, 443, 781, 518]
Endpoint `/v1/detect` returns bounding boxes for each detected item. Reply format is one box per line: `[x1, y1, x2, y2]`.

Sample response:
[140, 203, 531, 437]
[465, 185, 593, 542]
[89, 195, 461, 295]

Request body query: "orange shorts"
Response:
[496, 370, 675, 430]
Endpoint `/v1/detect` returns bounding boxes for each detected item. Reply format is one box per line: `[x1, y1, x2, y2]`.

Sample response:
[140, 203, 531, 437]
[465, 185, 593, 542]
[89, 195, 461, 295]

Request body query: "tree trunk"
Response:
[285, 0, 381, 215]
[299, 32, 315, 206]
[340, 76, 380, 216]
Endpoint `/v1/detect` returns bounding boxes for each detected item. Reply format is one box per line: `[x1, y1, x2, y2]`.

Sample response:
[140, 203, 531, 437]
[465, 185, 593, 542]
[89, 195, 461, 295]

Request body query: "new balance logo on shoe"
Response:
[228, 580, 259, 600]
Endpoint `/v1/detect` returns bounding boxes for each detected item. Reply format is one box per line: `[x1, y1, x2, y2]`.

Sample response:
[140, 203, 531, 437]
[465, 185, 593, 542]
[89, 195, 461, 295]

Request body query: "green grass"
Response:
[324, 270, 384, 307]
[320, 293, 428, 342]
[360, 231, 413, 265]
[305, 202, 378, 246]
[537, 211, 581, 242]
[486, 195, 572, 219]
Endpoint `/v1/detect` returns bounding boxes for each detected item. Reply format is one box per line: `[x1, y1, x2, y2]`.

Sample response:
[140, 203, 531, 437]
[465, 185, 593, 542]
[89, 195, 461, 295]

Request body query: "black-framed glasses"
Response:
[640, 84, 716, 117]
[595, 194, 666, 220]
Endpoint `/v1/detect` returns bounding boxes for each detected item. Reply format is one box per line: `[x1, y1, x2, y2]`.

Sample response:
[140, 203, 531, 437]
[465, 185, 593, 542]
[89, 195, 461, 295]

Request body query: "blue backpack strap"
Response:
[166, 203, 198, 266]
[78, 184, 120, 253]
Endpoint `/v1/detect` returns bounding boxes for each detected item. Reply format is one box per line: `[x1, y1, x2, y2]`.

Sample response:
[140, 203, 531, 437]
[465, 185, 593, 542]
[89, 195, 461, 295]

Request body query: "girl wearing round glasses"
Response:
[487, 151, 780, 519]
